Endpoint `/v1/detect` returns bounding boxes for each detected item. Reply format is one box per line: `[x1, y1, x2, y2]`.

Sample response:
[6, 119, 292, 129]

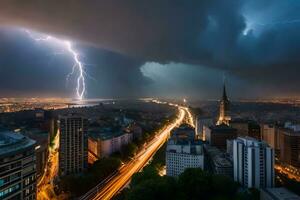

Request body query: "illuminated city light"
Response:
[25, 30, 86, 100]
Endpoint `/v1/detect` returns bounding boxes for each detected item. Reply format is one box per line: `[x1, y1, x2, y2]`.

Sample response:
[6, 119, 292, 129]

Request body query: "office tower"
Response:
[0, 131, 37, 200]
[217, 82, 231, 125]
[166, 124, 204, 177]
[233, 137, 274, 189]
[59, 114, 88, 176]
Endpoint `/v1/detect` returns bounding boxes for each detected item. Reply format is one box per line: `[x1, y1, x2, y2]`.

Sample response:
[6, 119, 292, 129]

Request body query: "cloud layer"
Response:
[0, 0, 300, 98]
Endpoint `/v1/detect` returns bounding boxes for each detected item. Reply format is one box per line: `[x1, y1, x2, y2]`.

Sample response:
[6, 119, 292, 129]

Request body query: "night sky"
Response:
[0, 0, 299, 99]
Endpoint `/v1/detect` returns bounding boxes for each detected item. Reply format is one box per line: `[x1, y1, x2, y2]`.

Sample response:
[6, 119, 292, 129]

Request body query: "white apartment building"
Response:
[233, 137, 274, 189]
[166, 139, 204, 177]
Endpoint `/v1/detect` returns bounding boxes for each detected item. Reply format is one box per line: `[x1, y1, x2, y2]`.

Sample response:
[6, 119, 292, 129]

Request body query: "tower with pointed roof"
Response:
[217, 82, 231, 125]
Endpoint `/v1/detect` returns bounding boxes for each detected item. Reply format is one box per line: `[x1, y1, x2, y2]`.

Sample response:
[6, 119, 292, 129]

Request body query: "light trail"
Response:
[24, 30, 86, 100]
[80, 102, 189, 200]
[37, 131, 60, 200]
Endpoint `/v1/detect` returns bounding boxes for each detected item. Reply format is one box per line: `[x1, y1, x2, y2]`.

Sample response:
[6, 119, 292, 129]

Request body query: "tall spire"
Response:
[222, 73, 228, 101]
[223, 82, 228, 101]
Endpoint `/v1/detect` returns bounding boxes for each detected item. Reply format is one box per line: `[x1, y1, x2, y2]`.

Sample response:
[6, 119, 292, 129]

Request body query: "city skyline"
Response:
[1, 1, 300, 200]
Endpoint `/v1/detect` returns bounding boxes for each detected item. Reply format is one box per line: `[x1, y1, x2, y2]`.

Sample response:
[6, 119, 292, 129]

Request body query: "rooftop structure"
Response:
[260, 187, 300, 200]
[0, 131, 36, 158]
[233, 137, 274, 189]
[166, 125, 204, 177]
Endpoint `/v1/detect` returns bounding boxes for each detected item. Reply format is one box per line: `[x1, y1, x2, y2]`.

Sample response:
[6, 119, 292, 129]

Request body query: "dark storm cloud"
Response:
[0, 27, 151, 98]
[0, 0, 245, 63]
[79, 46, 152, 98]
[0, 0, 300, 98]
[0, 28, 72, 97]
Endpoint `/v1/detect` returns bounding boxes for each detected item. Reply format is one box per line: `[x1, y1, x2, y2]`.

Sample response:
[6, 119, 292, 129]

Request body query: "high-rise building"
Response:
[233, 137, 274, 189]
[217, 83, 231, 125]
[261, 124, 280, 153]
[278, 127, 300, 168]
[0, 131, 37, 200]
[59, 114, 88, 176]
[166, 125, 204, 177]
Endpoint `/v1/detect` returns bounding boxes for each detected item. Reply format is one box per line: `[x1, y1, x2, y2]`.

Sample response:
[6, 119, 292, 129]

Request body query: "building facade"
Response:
[0, 132, 37, 200]
[59, 114, 88, 176]
[205, 145, 233, 177]
[166, 124, 204, 177]
[205, 124, 237, 150]
[278, 127, 300, 168]
[166, 140, 204, 177]
[233, 137, 274, 189]
[88, 129, 133, 158]
[261, 124, 281, 156]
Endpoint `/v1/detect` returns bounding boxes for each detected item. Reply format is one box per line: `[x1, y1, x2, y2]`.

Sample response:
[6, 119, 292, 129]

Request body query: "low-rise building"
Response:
[88, 127, 133, 158]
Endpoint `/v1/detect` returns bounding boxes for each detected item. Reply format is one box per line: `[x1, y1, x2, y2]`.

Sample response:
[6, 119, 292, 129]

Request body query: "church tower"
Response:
[217, 82, 231, 125]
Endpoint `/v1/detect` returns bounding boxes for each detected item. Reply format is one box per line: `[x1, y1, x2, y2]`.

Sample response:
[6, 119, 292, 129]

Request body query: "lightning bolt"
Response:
[24, 30, 86, 100]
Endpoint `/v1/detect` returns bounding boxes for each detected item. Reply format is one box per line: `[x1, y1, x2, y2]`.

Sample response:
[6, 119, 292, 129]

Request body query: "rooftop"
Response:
[262, 187, 300, 200]
[0, 131, 36, 157]
[235, 136, 269, 147]
[89, 127, 127, 140]
[205, 145, 232, 167]
[210, 124, 237, 133]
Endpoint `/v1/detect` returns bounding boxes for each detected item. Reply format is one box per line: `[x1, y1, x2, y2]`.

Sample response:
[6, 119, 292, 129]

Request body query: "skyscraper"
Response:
[217, 82, 231, 125]
[233, 137, 274, 189]
[0, 131, 37, 200]
[59, 114, 88, 176]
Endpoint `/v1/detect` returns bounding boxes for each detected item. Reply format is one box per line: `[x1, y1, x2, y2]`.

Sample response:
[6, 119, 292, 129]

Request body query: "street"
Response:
[81, 104, 192, 200]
